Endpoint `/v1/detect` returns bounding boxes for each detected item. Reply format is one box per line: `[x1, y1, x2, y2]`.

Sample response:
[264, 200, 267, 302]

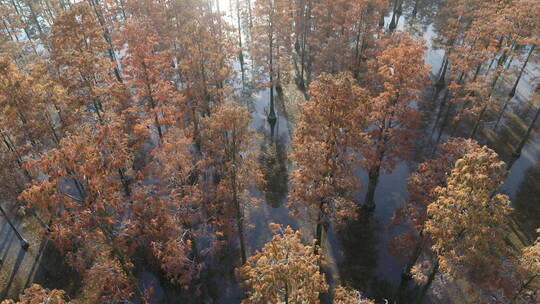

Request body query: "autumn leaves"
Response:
[288, 34, 429, 257]
[1, 0, 539, 302]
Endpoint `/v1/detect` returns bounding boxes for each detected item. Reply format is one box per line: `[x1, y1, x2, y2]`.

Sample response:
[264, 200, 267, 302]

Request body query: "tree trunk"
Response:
[232, 167, 247, 264]
[412, 0, 418, 18]
[246, 0, 253, 31]
[435, 58, 448, 92]
[514, 99, 540, 157]
[0, 203, 29, 250]
[510, 45, 535, 98]
[88, 0, 124, 83]
[314, 202, 324, 254]
[432, 95, 453, 156]
[495, 45, 536, 130]
[415, 260, 439, 304]
[364, 164, 381, 211]
[267, 0, 276, 126]
[470, 61, 505, 138]
[430, 87, 450, 140]
[236, 0, 246, 90]
[397, 236, 424, 301]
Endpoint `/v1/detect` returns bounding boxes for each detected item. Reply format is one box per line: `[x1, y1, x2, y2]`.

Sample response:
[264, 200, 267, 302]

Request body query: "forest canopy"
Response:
[0, 0, 539, 303]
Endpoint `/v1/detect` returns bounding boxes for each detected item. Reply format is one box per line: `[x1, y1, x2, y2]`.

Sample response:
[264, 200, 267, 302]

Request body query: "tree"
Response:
[20, 117, 141, 303]
[239, 224, 328, 303]
[425, 146, 513, 287]
[333, 285, 374, 304]
[308, 0, 388, 77]
[50, 2, 126, 123]
[289, 72, 370, 251]
[1, 284, 70, 304]
[117, 0, 184, 142]
[390, 138, 481, 291]
[251, 0, 294, 123]
[167, 0, 235, 149]
[362, 32, 429, 210]
[201, 101, 259, 264]
[126, 127, 200, 287]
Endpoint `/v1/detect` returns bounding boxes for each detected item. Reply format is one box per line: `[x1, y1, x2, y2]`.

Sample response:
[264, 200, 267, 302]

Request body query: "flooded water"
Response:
[226, 0, 540, 303]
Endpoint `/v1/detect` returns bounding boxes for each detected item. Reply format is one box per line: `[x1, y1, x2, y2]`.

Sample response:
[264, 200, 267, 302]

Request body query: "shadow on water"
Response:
[1, 248, 26, 299]
[512, 159, 540, 242]
[259, 135, 288, 208]
[28, 238, 80, 296]
[337, 215, 378, 292]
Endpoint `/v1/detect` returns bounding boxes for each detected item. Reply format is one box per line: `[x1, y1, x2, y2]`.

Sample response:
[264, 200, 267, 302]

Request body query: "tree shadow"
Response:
[259, 136, 288, 208]
[28, 238, 81, 297]
[336, 215, 378, 295]
[1, 246, 26, 299]
[0, 225, 17, 273]
[513, 161, 540, 242]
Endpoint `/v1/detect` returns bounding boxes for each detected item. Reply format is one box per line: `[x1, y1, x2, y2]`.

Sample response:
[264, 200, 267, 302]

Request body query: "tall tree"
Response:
[50, 2, 126, 123]
[388, 138, 480, 301]
[201, 101, 259, 264]
[289, 72, 370, 251]
[362, 33, 429, 210]
[20, 117, 141, 303]
[167, 0, 235, 149]
[390, 138, 481, 290]
[251, 0, 294, 123]
[126, 127, 201, 287]
[308, 0, 388, 77]
[117, 0, 184, 142]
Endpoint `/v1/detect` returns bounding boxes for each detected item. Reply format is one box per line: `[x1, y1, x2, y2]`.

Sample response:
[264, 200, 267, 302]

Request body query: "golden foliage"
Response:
[239, 224, 328, 303]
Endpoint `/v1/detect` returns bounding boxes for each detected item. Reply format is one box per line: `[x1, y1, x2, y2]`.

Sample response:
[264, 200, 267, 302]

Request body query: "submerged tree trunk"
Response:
[435, 58, 448, 92]
[236, 0, 246, 90]
[494, 45, 536, 130]
[470, 58, 505, 139]
[314, 201, 325, 254]
[398, 235, 425, 301]
[0, 203, 29, 250]
[364, 163, 382, 211]
[430, 87, 450, 140]
[432, 72, 459, 156]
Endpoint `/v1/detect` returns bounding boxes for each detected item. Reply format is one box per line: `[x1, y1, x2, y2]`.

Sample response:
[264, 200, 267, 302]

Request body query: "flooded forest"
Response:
[0, 0, 539, 303]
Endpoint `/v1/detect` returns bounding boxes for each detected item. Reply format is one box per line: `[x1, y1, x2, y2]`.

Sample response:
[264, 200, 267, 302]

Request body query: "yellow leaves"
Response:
[0, 284, 70, 304]
[333, 285, 374, 304]
[425, 145, 513, 282]
[239, 224, 328, 304]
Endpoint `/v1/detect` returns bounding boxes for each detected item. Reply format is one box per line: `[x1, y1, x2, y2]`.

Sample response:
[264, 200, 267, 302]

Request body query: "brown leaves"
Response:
[289, 72, 370, 226]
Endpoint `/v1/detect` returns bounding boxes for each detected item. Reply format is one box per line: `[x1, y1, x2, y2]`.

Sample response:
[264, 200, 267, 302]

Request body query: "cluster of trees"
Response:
[1, 0, 258, 301]
[0, 0, 539, 303]
[430, 0, 540, 149]
[390, 139, 539, 303]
